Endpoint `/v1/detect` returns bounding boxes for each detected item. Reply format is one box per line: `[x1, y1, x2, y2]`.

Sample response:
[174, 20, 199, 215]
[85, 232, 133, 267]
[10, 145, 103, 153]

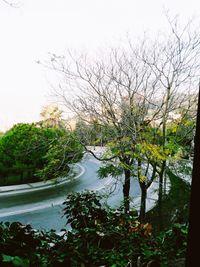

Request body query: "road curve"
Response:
[0, 155, 130, 231]
[0, 155, 147, 231]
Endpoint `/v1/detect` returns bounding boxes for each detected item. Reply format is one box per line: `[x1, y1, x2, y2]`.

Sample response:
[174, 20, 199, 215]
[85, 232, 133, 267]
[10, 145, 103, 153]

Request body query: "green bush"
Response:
[0, 123, 83, 185]
[0, 192, 188, 266]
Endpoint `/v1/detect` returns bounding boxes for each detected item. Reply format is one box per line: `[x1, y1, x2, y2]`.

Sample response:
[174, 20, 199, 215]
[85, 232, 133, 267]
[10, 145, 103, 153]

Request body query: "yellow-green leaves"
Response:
[140, 142, 169, 161]
[139, 175, 147, 183]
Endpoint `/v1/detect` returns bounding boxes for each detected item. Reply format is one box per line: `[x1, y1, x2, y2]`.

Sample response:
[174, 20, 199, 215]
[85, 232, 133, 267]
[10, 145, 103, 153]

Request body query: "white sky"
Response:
[0, 0, 200, 132]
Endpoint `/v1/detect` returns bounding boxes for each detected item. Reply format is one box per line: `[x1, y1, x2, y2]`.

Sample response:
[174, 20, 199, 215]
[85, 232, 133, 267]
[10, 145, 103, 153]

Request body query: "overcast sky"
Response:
[0, 0, 200, 132]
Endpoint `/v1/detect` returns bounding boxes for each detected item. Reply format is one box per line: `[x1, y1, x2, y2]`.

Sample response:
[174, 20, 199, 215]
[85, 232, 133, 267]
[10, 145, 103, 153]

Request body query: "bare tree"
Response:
[45, 17, 199, 220]
[138, 16, 200, 228]
[47, 47, 160, 214]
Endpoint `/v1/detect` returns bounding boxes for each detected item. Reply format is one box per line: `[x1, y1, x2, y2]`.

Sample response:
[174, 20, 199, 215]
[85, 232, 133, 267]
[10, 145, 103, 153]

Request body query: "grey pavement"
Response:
[0, 151, 172, 231]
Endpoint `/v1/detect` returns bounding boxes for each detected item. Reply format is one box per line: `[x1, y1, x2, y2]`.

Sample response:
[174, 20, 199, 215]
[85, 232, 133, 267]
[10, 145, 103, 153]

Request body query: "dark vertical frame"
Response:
[186, 87, 200, 266]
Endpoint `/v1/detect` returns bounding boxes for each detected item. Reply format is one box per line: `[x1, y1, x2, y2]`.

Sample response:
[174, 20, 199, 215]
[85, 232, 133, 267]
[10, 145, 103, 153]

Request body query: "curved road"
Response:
[0, 155, 141, 231]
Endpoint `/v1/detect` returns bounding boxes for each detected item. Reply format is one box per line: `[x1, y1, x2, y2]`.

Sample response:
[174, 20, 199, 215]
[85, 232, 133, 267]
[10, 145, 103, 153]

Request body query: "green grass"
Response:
[146, 169, 191, 233]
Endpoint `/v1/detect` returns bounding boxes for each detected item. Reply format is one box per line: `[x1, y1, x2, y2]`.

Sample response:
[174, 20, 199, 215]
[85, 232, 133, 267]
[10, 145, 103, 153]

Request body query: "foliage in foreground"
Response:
[0, 192, 188, 267]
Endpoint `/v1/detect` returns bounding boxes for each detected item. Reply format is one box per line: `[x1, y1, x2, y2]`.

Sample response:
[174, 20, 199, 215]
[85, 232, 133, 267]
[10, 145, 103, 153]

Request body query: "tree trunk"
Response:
[163, 169, 167, 195]
[139, 181, 147, 223]
[123, 168, 131, 213]
[158, 160, 166, 231]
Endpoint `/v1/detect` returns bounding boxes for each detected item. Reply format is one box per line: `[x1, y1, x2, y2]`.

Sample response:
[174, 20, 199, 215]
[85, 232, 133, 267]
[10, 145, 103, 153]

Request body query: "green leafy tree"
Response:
[0, 123, 47, 183]
[36, 129, 83, 180]
[0, 123, 83, 185]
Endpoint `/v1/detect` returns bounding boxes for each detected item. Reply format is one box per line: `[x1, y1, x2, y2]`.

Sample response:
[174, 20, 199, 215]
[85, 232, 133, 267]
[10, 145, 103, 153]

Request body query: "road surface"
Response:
[0, 155, 141, 231]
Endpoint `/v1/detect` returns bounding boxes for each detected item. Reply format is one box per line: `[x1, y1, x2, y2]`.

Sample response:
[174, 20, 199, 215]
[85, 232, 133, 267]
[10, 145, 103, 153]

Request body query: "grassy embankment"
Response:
[146, 169, 191, 233]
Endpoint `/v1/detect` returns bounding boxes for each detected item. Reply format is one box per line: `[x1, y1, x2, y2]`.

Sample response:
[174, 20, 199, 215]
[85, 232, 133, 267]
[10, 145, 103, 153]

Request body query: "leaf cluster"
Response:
[0, 123, 83, 185]
[0, 191, 188, 266]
